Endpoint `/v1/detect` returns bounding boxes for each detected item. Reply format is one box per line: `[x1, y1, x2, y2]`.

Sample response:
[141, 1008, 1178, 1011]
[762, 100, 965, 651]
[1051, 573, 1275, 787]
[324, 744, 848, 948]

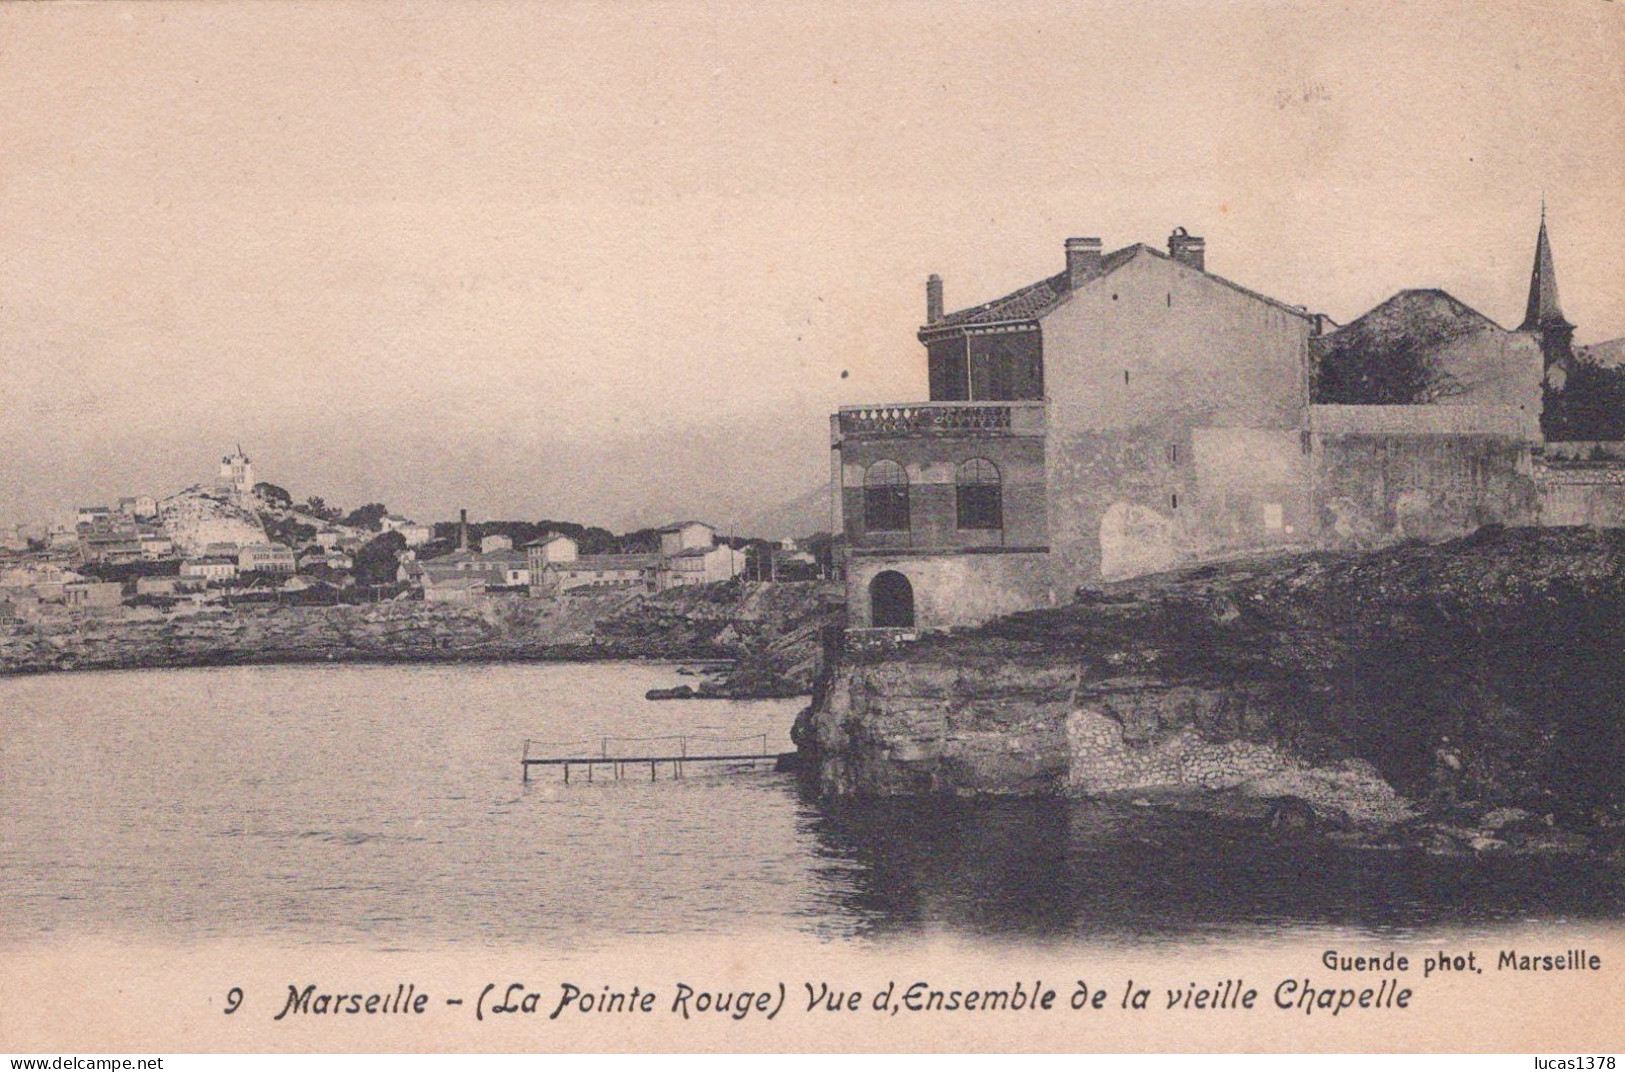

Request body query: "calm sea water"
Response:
[1, 662, 1621, 952]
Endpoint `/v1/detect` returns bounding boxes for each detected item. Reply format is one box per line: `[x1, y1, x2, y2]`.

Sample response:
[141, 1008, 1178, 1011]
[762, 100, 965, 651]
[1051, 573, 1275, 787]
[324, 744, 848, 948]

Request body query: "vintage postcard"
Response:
[2, 0, 1623, 1056]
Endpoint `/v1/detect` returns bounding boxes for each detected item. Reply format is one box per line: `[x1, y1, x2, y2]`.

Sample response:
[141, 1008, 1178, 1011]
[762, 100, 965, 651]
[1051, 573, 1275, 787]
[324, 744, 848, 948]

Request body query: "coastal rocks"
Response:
[645, 685, 697, 700]
[1060, 707, 1410, 826]
[801, 529, 1625, 858]
[0, 582, 840, 697]
[805, 661, 1074, 796]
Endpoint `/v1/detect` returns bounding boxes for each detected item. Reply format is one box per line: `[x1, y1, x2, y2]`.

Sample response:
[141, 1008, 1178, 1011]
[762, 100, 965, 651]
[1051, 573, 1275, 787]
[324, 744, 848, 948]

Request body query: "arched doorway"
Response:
[869, 570, 915, 628]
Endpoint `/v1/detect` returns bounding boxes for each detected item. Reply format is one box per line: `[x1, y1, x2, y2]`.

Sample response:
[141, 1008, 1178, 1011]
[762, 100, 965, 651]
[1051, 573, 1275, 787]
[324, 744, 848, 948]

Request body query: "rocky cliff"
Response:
[800, 528, 1625, 851]
[0, 581, 839, 694]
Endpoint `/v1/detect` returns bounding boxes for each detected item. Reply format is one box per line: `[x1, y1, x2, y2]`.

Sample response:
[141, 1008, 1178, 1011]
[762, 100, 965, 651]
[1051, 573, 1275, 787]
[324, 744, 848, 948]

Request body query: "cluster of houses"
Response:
[402, 519, 747, 604]
[0, 449, 751, 622]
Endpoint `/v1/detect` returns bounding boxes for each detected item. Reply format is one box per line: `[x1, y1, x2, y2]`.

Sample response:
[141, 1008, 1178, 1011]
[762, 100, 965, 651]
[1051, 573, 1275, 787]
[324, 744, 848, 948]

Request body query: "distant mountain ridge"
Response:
[733, 482, 832, 541]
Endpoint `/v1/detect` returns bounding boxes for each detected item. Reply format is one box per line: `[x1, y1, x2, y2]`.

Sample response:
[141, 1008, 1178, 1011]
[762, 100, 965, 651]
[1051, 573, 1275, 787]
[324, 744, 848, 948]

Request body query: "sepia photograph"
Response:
[1, 0, 1623, 1056]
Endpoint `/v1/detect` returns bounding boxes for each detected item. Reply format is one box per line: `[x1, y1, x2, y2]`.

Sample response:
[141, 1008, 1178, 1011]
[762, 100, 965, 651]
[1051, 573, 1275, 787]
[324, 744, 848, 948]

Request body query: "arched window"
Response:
[864, 460, 910, 532]
[956, 458, 1002, 530]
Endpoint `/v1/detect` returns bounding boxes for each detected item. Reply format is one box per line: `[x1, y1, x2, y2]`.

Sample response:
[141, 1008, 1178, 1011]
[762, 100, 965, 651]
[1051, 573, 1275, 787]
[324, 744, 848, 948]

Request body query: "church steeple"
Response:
[1521, 204, 1572, 331]
[1520, 204, 1575, 371]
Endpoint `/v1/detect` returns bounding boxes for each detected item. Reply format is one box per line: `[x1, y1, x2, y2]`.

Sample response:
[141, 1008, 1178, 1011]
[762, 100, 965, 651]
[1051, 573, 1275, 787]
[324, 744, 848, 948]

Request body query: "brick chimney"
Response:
[1065, 237, 1103, 289]
[458, 509, 468, 551]
[1168, 227, 1205, 272]
[926, 274, 943, 324]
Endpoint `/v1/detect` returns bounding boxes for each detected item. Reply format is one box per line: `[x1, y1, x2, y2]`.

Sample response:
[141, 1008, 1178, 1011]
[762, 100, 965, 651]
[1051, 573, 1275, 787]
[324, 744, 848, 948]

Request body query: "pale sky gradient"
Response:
[3, 0, 1623, 530]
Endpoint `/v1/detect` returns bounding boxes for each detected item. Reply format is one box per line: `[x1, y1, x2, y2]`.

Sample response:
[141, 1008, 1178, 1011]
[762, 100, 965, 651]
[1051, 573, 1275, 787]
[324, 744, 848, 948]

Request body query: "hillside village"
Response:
[0, 446, 826, 629]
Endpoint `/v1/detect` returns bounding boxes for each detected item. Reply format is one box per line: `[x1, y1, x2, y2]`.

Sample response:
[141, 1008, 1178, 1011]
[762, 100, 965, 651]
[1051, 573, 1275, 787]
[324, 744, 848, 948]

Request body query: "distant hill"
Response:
[4, 405, 837, 537]
[158, 486, 267, 555]
[733, 482, 832, 541]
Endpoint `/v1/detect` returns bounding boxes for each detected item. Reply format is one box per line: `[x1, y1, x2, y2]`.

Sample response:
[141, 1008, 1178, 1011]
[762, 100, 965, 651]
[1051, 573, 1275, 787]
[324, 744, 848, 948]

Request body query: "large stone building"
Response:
[524, 520, 746, 598]
[834, 228, 1324, 628]
[833, 215, 1614, 631]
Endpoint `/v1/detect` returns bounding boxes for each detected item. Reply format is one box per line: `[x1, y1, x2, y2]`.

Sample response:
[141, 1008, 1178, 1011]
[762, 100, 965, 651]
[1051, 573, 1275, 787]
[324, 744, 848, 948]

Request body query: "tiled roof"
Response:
[425, 575, 486, 590]
[933, 272, 1069, 329]
[561, 553, 659, 571]
[924, 242, 1311, 332]
[1328, 288, 1505, 338]
[657, 520, 713, 533]
[928, 247, 1141, 330]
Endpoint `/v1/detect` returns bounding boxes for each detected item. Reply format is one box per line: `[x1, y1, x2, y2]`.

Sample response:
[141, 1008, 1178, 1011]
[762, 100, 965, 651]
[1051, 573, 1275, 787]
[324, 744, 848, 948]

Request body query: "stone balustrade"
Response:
[835, 400, 1045, 439]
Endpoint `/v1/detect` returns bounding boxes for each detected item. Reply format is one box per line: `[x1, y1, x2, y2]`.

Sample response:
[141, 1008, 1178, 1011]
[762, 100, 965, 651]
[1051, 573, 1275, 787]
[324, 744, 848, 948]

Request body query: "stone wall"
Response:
[1065, 709, 1412, 825]
[844, 550, 1051, 629]
[1538, 462, 1625, 527]
[1310, 407, 1539, 548]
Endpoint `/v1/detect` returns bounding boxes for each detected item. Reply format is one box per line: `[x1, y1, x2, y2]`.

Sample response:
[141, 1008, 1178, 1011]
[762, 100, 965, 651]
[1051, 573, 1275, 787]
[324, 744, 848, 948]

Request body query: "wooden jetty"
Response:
[521, 733, 787, 783]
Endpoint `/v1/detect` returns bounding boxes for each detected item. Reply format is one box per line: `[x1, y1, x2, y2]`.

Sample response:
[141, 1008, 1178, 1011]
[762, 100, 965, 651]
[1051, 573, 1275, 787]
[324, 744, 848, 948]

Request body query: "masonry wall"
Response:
[1038, 252, 1317, 583]
[1425, 329, 1544, 438]
[1538, 464, 1625, 526]
[845, 550, 1051, 629]
[1313, 432, 1538, 546]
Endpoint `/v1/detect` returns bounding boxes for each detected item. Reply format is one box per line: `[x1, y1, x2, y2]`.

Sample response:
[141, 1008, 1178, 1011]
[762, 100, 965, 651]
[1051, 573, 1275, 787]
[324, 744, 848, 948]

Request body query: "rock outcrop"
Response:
[800, 528, 1625, 846]
[0, 581, 840, 695]
[157, 486, 268, 555]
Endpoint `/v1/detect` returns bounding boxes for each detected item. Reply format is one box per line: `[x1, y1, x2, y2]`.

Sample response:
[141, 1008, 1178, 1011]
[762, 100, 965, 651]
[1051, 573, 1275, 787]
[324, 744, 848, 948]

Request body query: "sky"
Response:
[3, 0, 1623, 532]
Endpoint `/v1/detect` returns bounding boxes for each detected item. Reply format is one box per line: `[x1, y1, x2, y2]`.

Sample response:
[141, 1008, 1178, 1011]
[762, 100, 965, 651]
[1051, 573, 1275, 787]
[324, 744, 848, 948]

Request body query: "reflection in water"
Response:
[1, 662, 1621, 951]
[801, 790, 1625, 944]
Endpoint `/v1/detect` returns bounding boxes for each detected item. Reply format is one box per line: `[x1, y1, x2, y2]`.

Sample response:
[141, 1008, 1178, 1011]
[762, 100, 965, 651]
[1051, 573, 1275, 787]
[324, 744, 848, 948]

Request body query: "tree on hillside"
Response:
[302, 496, 342, 523]
[261, 514, 317, 547]
[342, 503, 390, 532]
[254, 482, 292, 508]
[1314, 294, 1479, 405]
[614, 528, 662, 554]
[1316, 325, 1469, 404]
[353, 531, 407, 586]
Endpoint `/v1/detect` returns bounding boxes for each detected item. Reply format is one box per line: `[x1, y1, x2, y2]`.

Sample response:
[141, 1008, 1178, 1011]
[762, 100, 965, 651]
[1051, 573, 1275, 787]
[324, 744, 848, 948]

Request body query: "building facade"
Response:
[237, 543, 297, 575]
[181, 557, 239, 584]
[834, 228, 1322, 628]
[524, 522, 746, 598]
[834, 217, 1583, 631]
[526, 534, 657, 596]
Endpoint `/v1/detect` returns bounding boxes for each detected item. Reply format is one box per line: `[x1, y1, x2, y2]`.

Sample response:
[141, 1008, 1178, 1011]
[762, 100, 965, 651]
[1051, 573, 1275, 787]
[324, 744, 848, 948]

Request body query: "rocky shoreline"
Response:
[0, 580, 840, 698]
[796, 528, 1625, 861]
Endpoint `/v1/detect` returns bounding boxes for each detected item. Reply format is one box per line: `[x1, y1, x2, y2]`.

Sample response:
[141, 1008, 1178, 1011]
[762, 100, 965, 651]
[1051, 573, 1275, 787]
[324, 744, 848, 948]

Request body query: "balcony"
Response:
[834, 400, 1046, 440]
